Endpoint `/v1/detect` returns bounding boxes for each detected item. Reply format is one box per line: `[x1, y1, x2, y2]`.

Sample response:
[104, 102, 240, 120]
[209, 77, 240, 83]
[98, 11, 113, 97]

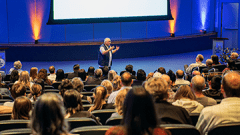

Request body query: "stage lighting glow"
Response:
[199, 0, 209, 30]
[29, 0, 44, 40]
[169, 0, 178, 33]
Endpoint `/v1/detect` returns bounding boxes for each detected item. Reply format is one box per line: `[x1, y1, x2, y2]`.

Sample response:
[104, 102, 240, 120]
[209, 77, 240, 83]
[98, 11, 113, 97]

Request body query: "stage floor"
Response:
[4, 49, 213, 75]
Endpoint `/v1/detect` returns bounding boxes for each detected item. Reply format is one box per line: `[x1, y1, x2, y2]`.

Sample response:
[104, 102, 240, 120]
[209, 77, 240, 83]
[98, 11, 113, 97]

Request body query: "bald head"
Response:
[222, 71, 240, 97]
[121, 72, 132, 86]
[191, 75, 205, 92]
[49, 66, 55, 74]
[176, 70, 184, 79]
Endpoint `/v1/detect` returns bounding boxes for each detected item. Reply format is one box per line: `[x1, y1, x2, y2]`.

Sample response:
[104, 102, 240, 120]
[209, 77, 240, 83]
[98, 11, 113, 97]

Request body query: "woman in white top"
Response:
[172, 85, 204, 113]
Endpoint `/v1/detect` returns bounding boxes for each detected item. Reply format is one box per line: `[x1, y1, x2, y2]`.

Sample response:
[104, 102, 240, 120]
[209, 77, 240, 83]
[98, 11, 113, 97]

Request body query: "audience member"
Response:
[88, 85, 114, 112]
[112, 75, 121, 91]
[211, 55, 220, 65]
[10, 70, 19, 83]
[4, 83, 26, 107]
[120, 64, 136, 79]
[12, 96, 32, 120]
[146, 72, 154, 80]
[172, 85, 204, 113]
[106, 87, 170, 135]
[203, 75, 223, 99]
[196, 71, 240, 135]
[161, 74, 175, 103]
[230, 52, 240, 62]
[132, 69, 146, 86]
[85, 69, 102, 85]
[9, 60, 22, 74]
[56, 69, 65, 82]
[101, 80, 113, 98]
[68, 64, 80, 79]
[186, 54, 206, 74]
[100, 66, 109, 80]
[30, 93, 70, 135]
[15, 71, 33, 89]
[87, 66, 95, 77]
[153, 72, 162, 78]
[175, 70, 190, 85]
[34, 79, 45, 92]
[222, 60, 238, 73]
[38, 69, 52, 85]
[191, 75, 217, 107]
[72, 77, 92, 103]
[30, 67, 38, 82]
[167, 70, 176, 86]
[30, 84, 42, 102]
[202, 59, 213, 73]
[158, 67, 166, 74]
[48, 66, 56, 82]
[108, 70, 117, 82]
[145, 77, 192, 124]
[79, 69, 87, 81]
[108, 72, 132, 104]
[58, 79, 73, 97]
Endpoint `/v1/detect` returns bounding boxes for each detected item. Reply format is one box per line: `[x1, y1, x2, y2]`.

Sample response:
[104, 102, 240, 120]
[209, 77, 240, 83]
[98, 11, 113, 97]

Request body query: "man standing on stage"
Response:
[98, 38, 119, 70]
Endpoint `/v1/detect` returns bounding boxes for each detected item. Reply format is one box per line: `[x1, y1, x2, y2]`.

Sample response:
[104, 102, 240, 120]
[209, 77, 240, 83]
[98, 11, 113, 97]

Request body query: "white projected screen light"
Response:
[53, 0, 167, 20]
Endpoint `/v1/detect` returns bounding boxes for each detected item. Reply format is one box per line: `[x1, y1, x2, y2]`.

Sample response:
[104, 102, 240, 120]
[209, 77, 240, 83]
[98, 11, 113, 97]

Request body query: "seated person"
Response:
[12, 96, 32, 120]
[15, 71, 34, 89]
[56, 69, 65, 82]
[132, 69, 146, 87]
[30, 67, 38, 82]
[9, 60, 23, 74]
[211, 55, 220, 65]
[68, 64, 80, 79]
[120, 64, 136, 79]
[58, 79, 73, 97]
[101, 80, 113, 99]
[186, 54, 206, 74]
[112, 75, 121, 91]
[222, 60, 238, 73]
[108, 70, 117, 82]
[85, 69, 102, 85]
[88, 85, 114, 112]
[203, 75, 223, 99]
[10, 70, 19, 83]
[106, 87, 170, 135]
[30, 84, 42, 102]
[100, 66, 109, 80]
[172, 85, 204, 113]
[37, 69, 52, 86]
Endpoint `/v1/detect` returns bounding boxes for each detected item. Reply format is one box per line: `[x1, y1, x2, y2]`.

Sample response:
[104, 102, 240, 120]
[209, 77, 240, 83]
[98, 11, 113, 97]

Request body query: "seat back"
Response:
[189, 113, 200, 126]
[52, 82, 62, 89]
[91, 109, 116, 125]
[83, 104, 93, 111]
[4, 75, 11, 82]
[105, 116, 122, 125]
[44, 89, 59, 93]
[84, 85, 98, 92]
[212, 64, 227, 72]
[67, 117, 98, 131]
[160, 124, 200, 135]
[44, 85, 54, 89]
[81, 92, 94, 96]
[0, 99, 13, 104]
[82, 100, 90, 105]
[0, 114, 12, 121]
[208, 122, 240, 135]
[0, 120, 30, 132]
[70, 125, 112, 135]
[0, 128, 31, 135]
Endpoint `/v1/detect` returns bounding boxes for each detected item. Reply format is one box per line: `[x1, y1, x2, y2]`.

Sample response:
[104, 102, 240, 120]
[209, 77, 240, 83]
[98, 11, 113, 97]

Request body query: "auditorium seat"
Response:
[70, 125, 112, 135]
[105, 116, 122, 125]
[91, 109, 116, 125]
[160, 124, 200, 135]
[212, 64, 227, 72]
[84, 85, 98, 92]
[67, 118, 98, 130]
[82, 100, 90, 105]
[208, 122, 240, 135]
[52, 82, 61, 89]
[81, 92, 94, 96]
[0, 114, 12, 121]
[44, 89, 59, 93]
[0, 128, 31, 135]
[83, 104, 93, 111]
[0, 120, 30, 132]
[189, 113, 200, 126]
[44, 85, 54, 89]
[4, 74, 11, 82]
[0, 99, 13, 104]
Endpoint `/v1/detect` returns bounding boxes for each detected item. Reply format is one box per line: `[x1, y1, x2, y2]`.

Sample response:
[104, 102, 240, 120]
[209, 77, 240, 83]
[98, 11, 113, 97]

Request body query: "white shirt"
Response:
[100, 44, 112, 67]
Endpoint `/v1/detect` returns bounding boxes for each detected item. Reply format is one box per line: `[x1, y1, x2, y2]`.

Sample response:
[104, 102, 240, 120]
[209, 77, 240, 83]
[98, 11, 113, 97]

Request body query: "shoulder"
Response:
[105, 126, 126, 135]
[153, 127, 170, 135]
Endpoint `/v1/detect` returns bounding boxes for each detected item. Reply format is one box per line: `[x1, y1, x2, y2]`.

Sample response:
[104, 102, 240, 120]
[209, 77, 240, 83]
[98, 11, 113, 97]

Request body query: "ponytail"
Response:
[88, 86, 107, 112]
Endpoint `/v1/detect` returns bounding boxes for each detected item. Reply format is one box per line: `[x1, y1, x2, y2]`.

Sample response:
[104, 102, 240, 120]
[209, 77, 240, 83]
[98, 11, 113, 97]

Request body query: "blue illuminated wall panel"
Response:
[66, 24, 94, 42]
[147, 21, 170, 38]
[121, 22, 146, 39]
[0, 0, 8, 43]
[93, 23, 121, 41]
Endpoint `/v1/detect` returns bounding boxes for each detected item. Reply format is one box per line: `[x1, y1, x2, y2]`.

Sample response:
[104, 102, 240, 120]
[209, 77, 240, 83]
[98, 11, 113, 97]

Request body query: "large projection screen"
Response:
[47, 0, 173, 24]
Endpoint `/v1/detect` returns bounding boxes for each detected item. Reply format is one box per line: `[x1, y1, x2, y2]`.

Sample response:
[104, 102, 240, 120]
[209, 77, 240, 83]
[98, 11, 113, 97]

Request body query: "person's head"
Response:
[211, 75, 221, 90]
[31, 84, 42, 102]
[153, 72, 162, 78]
[191, 75, 205, 93]
[157, 67, 166, 74]
[176, 70, 184, 79]
[49, 66, 55, 74]
[144, 77, 168, 101]
[221, 71, 240, 98]
[39, 69, 47, 75]
[161, 74, 172, 88]
[174, 85, 196, 101]
[64, 90, 83, 115]
[72, 77, 84, 92]
[56, 69, 65, 81]
[101, 80, 113, 95]
[167, 70, 176, 83]
[12, 96, 32, 120]
[136, 69, 146, 81]
[122, 87, 157, 135]
[207, 72, 216, 82]
[37, 71, 47, 82]
[112, 75, 121, 91]
[125, 65, 133, 73]
[14, 60, 22, 69]
[231, 52, 239, 60]
[35, 79, 45, 91]
[30, 93, 68, 135]
[89, 86, 107, 112]
[211, 55, 219, 65]
[192, 71, 200, 76]
[115, 88, 129, 116]
[146, 72, 154, 80]
[94, 69, 102, 78]
[104, 38, 111, 46]
[11, 83, 26, 99]
[79, 69, 87, 81]
[206, 59, 213, 67]
[73, 64, 80, 71]
[10, 70, 19, 83]
[87, 66, 95, 76]
[102, 66, 109, 76]
[227, 60, 237, 70]
[30, 67, 38, 80]
[108, 70, 117, 82]
[121, 72, 133, 86]
[58, 79, 73, 97]
[196, 54, 204, 62]
[19, 71, 30, 84]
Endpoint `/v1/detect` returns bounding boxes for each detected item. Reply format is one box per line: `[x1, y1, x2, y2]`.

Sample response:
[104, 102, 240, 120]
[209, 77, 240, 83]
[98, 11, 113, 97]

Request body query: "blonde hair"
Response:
[31, 84, 42, 101]
[30, 67, 38, 81]
[174, 85, 196, 101]
[101, 80, 113, 95]
[115, 88, 129, 115]
[88, 86, 107, 112]
[108, 70, 117, 82]
[112, 75, 121, 91]
[14, 60, 22, 69]
[18, 71, 30, 89]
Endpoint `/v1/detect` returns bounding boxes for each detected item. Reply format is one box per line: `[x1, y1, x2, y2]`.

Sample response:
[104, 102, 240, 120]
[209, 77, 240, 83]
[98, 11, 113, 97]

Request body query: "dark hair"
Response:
[228, 60, 237, 70]
[87, 66, 95, 76]
[39, 69, 47, 74]
[38, 69, 52, 85]
[136, 69, 146, 81]
[10, 70, 19, 83]
[31, 83, 42, 101]
[207, 73, 215, 81]
[64, 90, 84, 115]
[79, 69, 87, 81]
[211, 75, 221, 90]
[211, 55, 219, 65]
[35, 79, 45, 92]
[167, 70, 176, 83]
[30, 67, 38, 81]
[73, 64, 80, 70]
[102, 66, 109, 76]
[125, 65, 133, 73]
[122, 87, 157, 135]
[88, 86, 107, 112]
[12, 96, 32, 120]
[49, 66, 55, 74]
[121, 72, 132, 86]
[11, 83, 26, 99]
[56, 69, 65, 81]
[30, 93, 68, 135]
[158, 67, 166, 74]
[58, 79, 73, 97]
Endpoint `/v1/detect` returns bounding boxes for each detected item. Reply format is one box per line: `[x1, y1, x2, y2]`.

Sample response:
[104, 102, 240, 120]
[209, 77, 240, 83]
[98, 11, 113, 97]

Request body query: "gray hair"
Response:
[14, 60, 22, 69]
[95, 69, 103, 78]
[104, 38, 111, 43]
